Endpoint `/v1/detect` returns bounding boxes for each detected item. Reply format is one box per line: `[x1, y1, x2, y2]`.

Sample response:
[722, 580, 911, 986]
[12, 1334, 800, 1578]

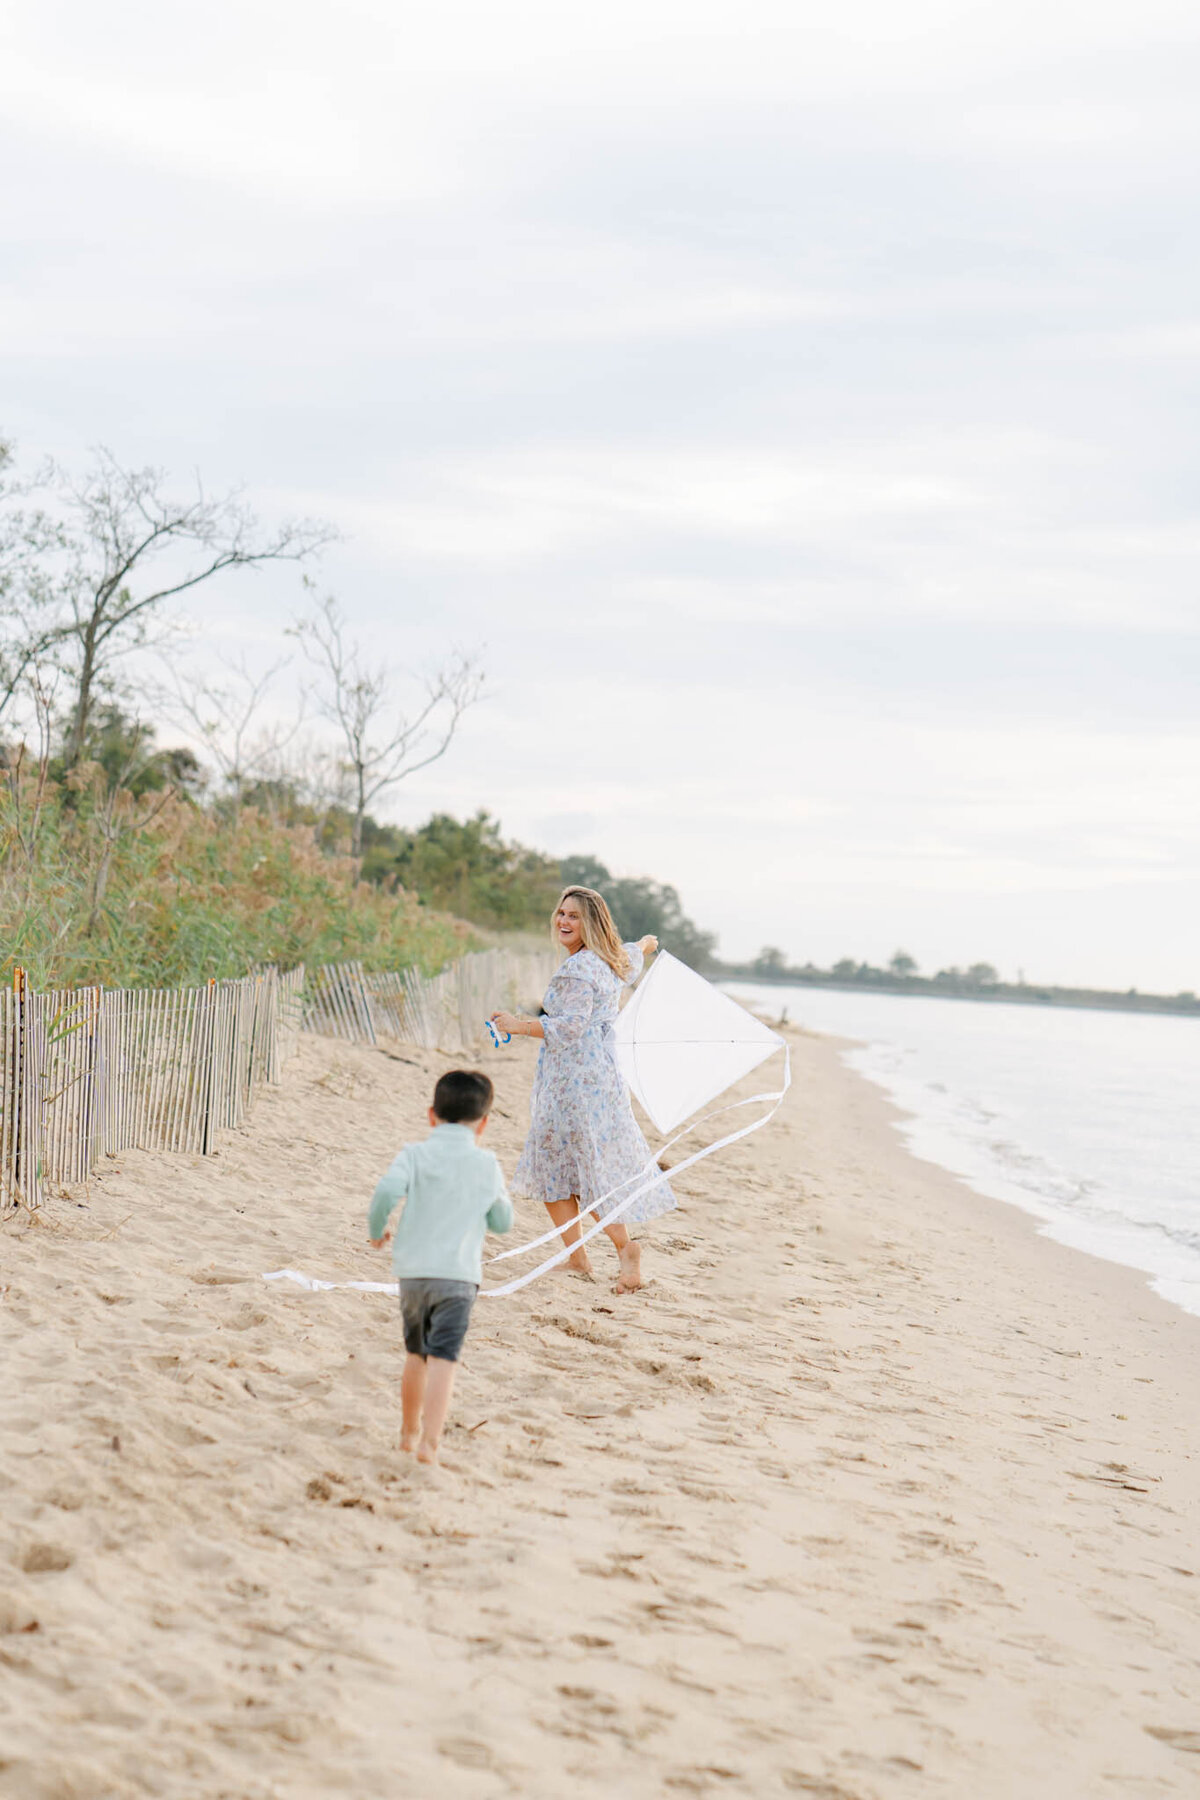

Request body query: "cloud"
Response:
[3, 0, 1200, 988]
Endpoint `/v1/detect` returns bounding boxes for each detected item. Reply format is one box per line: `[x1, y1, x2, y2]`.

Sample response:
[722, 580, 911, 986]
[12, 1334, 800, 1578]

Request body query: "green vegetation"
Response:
[0, 750, 471, 990]
[0, 436, 718, 988]
[0, 683, 718, 987]
[558, 856, 717, 971]
[0, 756, 717, 989]
[358, 815, 718, 969]
[360, 811, 564, 932]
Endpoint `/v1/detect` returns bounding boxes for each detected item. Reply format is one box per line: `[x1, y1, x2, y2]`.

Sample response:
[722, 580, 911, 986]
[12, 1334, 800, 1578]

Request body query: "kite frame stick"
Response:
[478, 1041, 790, 1298]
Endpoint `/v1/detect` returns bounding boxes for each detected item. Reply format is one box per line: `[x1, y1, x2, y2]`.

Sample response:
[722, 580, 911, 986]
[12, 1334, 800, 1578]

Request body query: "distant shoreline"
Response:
[716, 968, 1200, 1020]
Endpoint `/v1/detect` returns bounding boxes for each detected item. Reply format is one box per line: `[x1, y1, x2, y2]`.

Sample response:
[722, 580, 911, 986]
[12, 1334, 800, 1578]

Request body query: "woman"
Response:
[491, 886, 676, 1293]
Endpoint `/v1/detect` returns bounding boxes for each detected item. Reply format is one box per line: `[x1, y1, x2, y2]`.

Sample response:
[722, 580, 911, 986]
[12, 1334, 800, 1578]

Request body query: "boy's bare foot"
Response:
[416, 1439, 438, 1465]
[614, 1241, 643, 1293]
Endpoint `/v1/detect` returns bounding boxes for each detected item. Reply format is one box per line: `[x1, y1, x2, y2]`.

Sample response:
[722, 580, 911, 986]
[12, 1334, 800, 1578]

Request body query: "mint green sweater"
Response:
[367, 1123, 514, 1284]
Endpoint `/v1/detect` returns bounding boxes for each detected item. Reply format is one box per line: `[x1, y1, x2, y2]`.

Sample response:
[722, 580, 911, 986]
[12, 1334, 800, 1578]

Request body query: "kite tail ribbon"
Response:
[478, 1042, 790, 1298]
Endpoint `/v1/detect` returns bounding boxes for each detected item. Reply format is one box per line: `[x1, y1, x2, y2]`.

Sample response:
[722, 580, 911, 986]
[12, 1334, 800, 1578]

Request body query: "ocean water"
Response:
[723, 982, 1200, 1319]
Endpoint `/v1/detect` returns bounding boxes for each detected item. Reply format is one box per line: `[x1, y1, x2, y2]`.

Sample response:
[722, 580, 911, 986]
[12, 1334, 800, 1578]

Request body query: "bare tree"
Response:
[0, 664, 60, 877]
[0, 439, 65, 725]
[155, 650, 305, 807]
[43, 449, 334, 769]
[71, 724, 177, 937]
[294, 591, 484, 857]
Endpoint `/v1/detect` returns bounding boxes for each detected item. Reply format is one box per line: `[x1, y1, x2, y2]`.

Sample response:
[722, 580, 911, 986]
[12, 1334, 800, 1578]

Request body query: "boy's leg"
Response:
[544, 1195, 592, 1273]
[401, 1353, 427, 1452]
[417, 1357, 457, 1463]
[413, 1282, 476, 1464]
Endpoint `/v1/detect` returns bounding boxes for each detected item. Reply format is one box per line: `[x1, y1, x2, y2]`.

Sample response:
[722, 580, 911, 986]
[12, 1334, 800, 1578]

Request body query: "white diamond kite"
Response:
[612, 950, 786, 1134]
[480, 952, 791, 1295]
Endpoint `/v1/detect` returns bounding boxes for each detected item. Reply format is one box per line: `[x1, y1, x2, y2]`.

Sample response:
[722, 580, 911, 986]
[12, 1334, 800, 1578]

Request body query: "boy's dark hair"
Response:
[432, 1069, 494, 1124]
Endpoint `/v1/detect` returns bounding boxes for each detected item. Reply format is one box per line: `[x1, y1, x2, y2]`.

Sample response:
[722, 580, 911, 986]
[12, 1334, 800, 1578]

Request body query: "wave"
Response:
[725, 982, 1200, 1320]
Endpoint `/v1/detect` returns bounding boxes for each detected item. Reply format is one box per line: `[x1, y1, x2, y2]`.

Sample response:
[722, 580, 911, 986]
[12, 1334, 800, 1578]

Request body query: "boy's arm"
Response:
[485, 1163, 514, 1235]
[368, 1148, 413, 1245]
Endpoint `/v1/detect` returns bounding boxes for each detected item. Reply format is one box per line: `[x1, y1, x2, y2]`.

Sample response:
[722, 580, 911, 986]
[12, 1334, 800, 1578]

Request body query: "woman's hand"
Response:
[491, 1011, 521, 1036]
[637, 935, 658, 956]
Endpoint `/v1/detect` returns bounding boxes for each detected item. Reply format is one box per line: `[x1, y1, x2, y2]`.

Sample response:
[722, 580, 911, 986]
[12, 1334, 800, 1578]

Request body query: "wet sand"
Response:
[2, 1025, 1198, 1798]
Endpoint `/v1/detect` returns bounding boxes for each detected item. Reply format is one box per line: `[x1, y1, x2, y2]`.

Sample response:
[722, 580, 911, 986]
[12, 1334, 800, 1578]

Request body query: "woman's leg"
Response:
[592, 1213, 644, 1294]
[544, 1196, 592, 1273]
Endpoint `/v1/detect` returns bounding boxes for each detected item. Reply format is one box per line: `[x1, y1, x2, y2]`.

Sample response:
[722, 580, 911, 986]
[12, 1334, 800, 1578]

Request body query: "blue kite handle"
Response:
[486, 1018, 511, 1048]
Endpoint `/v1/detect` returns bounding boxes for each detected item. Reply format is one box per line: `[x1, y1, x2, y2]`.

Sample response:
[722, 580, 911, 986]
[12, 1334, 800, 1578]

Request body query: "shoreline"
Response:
[814, 1024, 1200, 1344]
[730, 982, 1200, 1328]
[849, 1045, 1200, 1326]
[2, 1025, 1199, 1797]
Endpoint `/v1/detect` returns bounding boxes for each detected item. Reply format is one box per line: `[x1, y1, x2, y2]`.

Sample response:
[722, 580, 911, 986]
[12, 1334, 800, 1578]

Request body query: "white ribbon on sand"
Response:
[263, 1269, 399, 1295]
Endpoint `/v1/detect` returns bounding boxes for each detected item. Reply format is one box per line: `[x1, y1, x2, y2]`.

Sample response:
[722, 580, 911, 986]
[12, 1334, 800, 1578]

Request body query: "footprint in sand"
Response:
[159, 1418, 218, 1448]
[663, 1765, 744, 1792]
[781, 1776, 864, 1799]
[436, 1735, 495, 1770]
[1145, 1726, 1200, 1753]
[0, 1592, 40, 1632]
[18, 1543, 73, 1574]
[556, 1683, 619, 1715]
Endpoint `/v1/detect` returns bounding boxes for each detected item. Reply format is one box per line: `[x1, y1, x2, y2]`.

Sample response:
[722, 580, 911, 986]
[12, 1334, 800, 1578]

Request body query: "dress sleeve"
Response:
[540, 975, 595, 1049]
[623, 942, 645, 984]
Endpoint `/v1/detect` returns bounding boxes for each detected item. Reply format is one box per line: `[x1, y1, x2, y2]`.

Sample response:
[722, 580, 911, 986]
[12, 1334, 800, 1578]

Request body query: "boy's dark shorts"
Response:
[399, 1278, 478, 1362]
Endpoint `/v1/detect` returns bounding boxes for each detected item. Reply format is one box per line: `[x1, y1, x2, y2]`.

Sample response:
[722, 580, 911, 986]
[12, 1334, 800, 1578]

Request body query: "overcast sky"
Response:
[4, 1, 1200, 988]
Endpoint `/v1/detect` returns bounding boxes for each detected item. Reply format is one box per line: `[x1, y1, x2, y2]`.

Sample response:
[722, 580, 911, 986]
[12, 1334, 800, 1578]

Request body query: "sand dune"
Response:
[2, 1025, 1199, 1798]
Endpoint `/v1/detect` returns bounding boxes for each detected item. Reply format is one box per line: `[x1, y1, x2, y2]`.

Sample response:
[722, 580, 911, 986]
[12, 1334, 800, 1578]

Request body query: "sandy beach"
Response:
[2, 1022, 1199, 1799]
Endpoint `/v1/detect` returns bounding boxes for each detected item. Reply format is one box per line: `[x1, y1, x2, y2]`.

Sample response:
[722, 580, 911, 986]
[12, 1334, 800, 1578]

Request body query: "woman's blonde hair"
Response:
[552, 886, 631, 979]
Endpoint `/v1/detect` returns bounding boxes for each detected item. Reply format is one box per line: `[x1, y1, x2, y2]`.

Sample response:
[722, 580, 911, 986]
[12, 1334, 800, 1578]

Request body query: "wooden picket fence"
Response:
[0, 947, 554, 1216]
[302, 947, 557, 1053]
[0, 966, 305, 1217]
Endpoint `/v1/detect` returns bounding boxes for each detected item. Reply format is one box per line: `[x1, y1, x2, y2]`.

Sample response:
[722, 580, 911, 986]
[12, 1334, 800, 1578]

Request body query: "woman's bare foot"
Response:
[416, 1439, 438, 1465]
[564, 1247, 594, 1275]
[400, 1431, 419, 1454]
[614, 1241, 643, 1293]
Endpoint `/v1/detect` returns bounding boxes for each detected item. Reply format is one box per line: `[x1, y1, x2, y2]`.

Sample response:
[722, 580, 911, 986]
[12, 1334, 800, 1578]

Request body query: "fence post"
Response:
[15, 968, 45, 1209]
[84, 984, 103, 1178]
[200, 978, 219, 1156]
[3, 969, 23, 1211]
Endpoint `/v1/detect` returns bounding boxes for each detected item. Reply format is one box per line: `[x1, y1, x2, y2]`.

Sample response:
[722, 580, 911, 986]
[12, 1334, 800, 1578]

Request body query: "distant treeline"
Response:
[3, 690, 1186, 1009]
[723, 948, 1200, 1020]
[360, 811, 718, 971]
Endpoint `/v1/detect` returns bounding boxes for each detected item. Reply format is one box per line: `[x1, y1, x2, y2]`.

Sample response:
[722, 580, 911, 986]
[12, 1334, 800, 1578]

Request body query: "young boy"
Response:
[368, 1069, 512, 1465]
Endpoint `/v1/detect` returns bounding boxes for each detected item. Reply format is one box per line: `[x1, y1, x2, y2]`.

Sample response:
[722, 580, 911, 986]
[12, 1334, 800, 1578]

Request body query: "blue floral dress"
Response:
[513, 943, 677, 1225]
